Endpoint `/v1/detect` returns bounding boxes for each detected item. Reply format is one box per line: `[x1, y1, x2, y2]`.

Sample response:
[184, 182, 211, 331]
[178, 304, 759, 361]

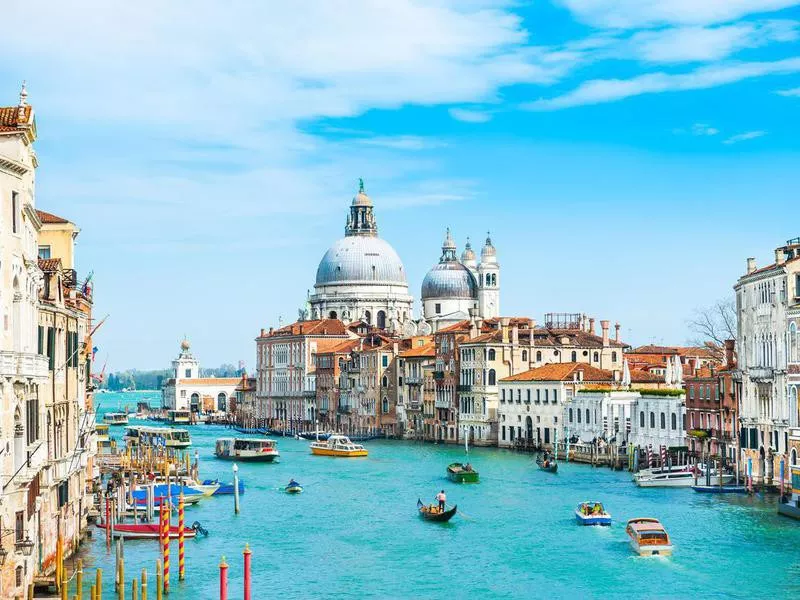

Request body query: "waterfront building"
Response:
[309, 182, 413, 329]
[161, 340, 239, 415]
[315, 339, 360, 431]
[735, 239, 800, 486]
[421, 231, 499, 332]
[396, 338, 434, 438]
[629, 390, 687, 451]
[255, 319, 352, 429]
[567, 389, 640, 444]
[684, 340, 738, 461]
[625, 344, 721, 379]
[232, 373, 257, 427]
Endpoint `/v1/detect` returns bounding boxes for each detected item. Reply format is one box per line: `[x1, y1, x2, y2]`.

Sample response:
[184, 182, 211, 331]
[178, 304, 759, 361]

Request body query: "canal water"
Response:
[81, 392, 800, 599]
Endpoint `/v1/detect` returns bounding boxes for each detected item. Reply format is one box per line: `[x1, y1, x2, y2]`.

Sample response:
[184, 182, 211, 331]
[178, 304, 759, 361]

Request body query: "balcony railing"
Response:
[405, 375, 423, 385]
[434, 398, 451, 409]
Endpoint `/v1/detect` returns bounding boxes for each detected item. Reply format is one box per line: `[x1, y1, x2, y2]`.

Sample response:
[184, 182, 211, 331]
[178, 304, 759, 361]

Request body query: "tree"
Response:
[686, 297, 737, 360]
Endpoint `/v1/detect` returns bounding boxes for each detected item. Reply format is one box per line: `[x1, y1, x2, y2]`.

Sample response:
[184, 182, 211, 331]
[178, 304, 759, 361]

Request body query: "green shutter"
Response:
[47, 328, 55, 370]
[37, 326, 44, 355]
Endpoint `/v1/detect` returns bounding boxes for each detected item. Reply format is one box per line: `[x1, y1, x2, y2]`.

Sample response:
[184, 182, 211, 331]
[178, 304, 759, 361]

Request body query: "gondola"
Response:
[417, 499, 457, 522]
[536, 457, 558, 473]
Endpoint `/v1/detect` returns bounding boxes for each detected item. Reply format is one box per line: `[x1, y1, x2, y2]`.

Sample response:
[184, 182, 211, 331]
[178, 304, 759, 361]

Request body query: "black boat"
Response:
[536, 457, 558, 473]
[417, 499, 457, 522]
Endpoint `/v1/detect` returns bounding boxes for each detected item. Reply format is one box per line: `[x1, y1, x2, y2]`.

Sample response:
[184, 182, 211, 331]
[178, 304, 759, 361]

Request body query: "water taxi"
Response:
[124, 426, 191, 449]
[575, 501, 611, 526]
[168, 409, 191, 425]
[634, 466, 733, 488]
[309, 434, 368, 457]
[447, 463, 479, 483]
[103, 412, 129, 426]
[626, 518, 673, 556]
[214, 437, 280, 462]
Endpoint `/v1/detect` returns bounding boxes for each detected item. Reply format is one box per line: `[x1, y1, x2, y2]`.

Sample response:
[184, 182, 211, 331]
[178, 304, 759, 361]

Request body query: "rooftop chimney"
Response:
[589, 318, 595, 335]
[746, 257, 756, 274]
[614, 323, 621, 343]
[775, 248, 786, 266]
[501, 317, 510, 344]
[512, 324, 519, 346]
[600, 320, 610, 347]
[724, 339, 736, 369]
[469, 319, 478, 339]
[269, 327, 274, 335]
[260, 328, 266, 337]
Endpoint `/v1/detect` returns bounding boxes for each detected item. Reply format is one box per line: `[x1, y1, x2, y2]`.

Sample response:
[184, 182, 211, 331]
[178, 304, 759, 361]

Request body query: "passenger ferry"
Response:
[103, 412, 129, 426]
[95, 423, 111, 451]
[626, 518, 673, 556]
[214, 438, 280, 462]
[124, 426, 192, 449]
[309, 434, 368, 457]
[168, 409, 191, 425]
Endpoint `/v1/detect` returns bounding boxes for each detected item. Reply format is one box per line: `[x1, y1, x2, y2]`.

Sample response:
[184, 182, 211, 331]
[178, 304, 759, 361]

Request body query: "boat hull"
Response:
[629, 539, 673, 556]
[285, 486, 303, 494]
[692, 485, 748, 494]
[214, 452, 279, 462]
[575, 512, 611, 526]
[536, 459, 558, 473]
[310, 447, 368, 457]
[447, 463, 479, 483]
[636, 474, 733, 488]
[778, 499, 800, 520]
[417, 500, 457, 522]
[96, 523, 196, 540]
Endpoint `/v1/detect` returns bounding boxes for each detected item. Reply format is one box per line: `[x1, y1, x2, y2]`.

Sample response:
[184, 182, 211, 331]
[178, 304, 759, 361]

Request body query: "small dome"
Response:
[461, 238, 476, 265]
[421, 262, 478, 300]
[481, 232, 498, 264]
[316, 236, 407, 286]
[352, 178, 372, 206]
[180, 339, 191, 351]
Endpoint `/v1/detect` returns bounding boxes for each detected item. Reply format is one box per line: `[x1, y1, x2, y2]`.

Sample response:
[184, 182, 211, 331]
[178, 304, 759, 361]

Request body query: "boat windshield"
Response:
[639, 532, 669, 544]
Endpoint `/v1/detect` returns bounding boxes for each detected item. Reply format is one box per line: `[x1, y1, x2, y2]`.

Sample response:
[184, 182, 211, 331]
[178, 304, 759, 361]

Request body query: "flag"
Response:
[92, 346, 98, 360]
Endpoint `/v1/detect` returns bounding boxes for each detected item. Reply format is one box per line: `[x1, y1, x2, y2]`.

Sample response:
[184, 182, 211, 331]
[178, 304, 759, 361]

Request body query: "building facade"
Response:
[161, 340, 239, 415]
[396, 338, 434, 438]
[735, 240, 800, 485]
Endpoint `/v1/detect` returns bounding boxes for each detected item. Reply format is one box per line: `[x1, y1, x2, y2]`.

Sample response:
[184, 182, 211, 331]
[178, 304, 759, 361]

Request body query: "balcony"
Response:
[337, 406, 353, 415]
[435, 398, 451, 409]
[408, 401, 421, 410]
[748, 367, 775, 380]
[456, 385, 472, 392]
[405, 375, 423, 385]
[0, 351, 49, 380]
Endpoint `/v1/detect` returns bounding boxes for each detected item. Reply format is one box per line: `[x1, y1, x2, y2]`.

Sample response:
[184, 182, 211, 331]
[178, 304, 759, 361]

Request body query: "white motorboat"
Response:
[635, 466, 734, 488]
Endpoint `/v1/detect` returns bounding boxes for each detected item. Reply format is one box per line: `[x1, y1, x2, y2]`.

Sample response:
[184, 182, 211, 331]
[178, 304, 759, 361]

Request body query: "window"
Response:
[593, 352, 598, 362]
[180, 390, 186, 398]
[12, 191, 19, 234]
[488, 369, 496, 385]
[516, 389, 521, 403]
[526, 389, 530, 402]
[660, 412, 666, 429]
[382, 375, 388, 387]
[611, 352, 617, 362]
[377, 311, 386, 329]
[569, 408, 573, 422]
[502, 426, 506, 441]
[571, 351, 577, 362]
[39, 245, 51, 259]
[37, 326, 44, 355]
[435, 303, 441, 314]
[185, 368, 192, 378]
[552, 389, 558, 403]
[501, 389, 506, 402]
[522, 350, 528, 361]
[576, 409, 580, 423]
[536, 351, 542, 362]
[689, 386, 694, 399]
[649, 412, 655, 428]
[382, 355, 388, 368]
[382, 398, 389, 413]
[488, 349, 496, 361]
[15, 510, 24, 542]
[544, 389, 549, 403]
[329, 311, 337, 319]
[536, 389, 541, 403]
[639, 411, 645, 427]
[586, 408, 590, 424]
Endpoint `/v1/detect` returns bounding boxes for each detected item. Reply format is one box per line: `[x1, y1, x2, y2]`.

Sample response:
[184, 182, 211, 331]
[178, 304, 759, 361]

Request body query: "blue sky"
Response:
[3, 0, 800, 370]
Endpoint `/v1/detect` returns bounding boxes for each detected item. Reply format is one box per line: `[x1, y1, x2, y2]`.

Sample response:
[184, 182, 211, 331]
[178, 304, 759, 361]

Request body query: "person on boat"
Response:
[464, 463, 472, 472]
[436, 490, 446, 513]
[288, 479, 300, 488]
[592, 504, 602, 515]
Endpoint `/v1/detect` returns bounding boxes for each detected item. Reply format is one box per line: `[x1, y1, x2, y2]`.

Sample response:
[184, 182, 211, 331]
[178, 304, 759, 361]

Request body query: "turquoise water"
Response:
[80, 392, 800, 599]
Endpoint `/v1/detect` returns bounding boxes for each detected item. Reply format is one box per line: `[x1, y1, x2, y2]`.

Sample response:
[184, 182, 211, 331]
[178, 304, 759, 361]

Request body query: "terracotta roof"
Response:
[260, 319, 348, 338]
[630, 369, 663, 383]
[0, 105, 31, 132]
[437, 320, 472, 333]
[316, 339, 360, 355]
[38, 258, 62, 272]
[629, 345, 680, 355]
[501, 363, 614, 382]
[462, 327, 627, 349]
[178, 378, 241, 386]
[676, 346, 720, 359]
[625, 354, 667, 367]
[36, 209, 70, 224]
[399, 343, 436, 358]
[740, 256, 800, 279]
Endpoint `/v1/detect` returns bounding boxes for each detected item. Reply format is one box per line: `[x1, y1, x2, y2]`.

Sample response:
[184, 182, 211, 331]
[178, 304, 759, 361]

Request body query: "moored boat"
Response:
[417, 499, 457, 522]
[215, 437, 280, 462]
[130, 484, 205, 507]
[575, 501, 612, 526]
[309, 434, 368, 457]
[692, 484, 748, 494]
[96, 522, 201, 539]
[124, 426, 191, 449]
[536, 457, 558, 473]
[778, 465, 800, 520]
[103, 412, 129, 426]
[447, 462, 479, 483]
[167, 409, 191, 425]
[626, 518, 673, 556]
[635, 467, 733, 488]
[202, 479, 245, 496]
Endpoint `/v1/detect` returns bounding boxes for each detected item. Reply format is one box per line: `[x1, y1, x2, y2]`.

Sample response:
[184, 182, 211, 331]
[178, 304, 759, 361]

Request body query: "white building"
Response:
[735, 240, 800, 485]
[629, 391, 687, 450]
[310, 181, 413, 330]
[421, 231, 499, 332]
[161, 340, 239, 414]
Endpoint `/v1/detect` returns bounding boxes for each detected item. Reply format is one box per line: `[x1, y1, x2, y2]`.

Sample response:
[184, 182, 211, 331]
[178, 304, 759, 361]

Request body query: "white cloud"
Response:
[777, 86, 800, 95]
[357, 136, 447, 151]
[558, 0, 800, 28]
[691, 123, 720, 136]
[448, 108, 493, 122]
[723, 130, 767, 143]
[524, 57, 800, 110]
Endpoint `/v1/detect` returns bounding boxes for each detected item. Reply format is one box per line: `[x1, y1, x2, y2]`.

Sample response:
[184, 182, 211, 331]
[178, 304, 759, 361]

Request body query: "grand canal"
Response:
[82, 393, 800, 599]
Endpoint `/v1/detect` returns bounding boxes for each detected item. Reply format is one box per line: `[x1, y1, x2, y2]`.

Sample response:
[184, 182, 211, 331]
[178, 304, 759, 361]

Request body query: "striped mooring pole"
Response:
[219, 556, 228, 600]
[178, 492, 185, 581]
[162, 502, 170, 594]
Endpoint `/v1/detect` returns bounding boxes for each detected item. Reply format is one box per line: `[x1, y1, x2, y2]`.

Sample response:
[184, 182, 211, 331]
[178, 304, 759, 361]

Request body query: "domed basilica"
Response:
[308, 181, 499, 333]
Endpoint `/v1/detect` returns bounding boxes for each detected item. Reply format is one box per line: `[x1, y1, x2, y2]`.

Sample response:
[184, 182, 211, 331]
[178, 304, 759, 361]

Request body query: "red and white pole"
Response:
[243, 544, 251, 600]
[178, 492, 185, 581]
[219, 557, 228, 600]
[163, 501, 171, 594]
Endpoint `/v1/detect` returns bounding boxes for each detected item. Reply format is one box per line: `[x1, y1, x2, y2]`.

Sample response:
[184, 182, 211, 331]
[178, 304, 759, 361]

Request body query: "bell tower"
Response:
[477, 233, 500, 319]
[173, 339, 200, 381]
[345, 178, 378, 237]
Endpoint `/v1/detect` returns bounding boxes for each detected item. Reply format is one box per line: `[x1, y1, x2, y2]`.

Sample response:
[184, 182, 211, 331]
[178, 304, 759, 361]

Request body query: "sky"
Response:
[2, 0, 800, 371]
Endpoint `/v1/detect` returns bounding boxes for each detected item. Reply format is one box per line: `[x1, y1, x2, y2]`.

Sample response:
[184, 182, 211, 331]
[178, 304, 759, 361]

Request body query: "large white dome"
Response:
[421, 263, 477, 300]
[315, 236, 407, 286]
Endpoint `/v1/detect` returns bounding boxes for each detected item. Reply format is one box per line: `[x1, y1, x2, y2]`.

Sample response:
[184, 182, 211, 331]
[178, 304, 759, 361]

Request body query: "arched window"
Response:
[479, 274, 484, 286]
[611, 352, 617, 362]
[649, 412, 655, 428]
[522, 350, 528, 362]
[488, 349, 496, 361]
[536, 351, 542, 362]
[382, 376, 388, 388]
[569, 408, 573, 422]
[571, 351, 577, 362]
[671, 413, 677, 430]
[792, 448, 798, 467]
[593, 352, 599, 362]
[586, 408, 590, 424]
[639, 411, 644, 427]
[329, 310, 337, 319]
[217, 393, 227, 412]
[382, 398, 389, 414]
[377, 310, 386, 329]
[576, 409, 581, 423]
[660, 412, 666, 429]
[488, 369, 496, 385]
[364, 310, 372, 324]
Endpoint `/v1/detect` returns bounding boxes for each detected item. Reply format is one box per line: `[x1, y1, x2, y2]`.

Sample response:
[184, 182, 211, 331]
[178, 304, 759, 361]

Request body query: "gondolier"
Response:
[436, 490, 446, 512]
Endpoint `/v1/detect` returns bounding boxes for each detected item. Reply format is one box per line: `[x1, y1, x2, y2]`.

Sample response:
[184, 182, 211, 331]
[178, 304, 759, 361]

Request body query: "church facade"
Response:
[161, 340, 239, 414]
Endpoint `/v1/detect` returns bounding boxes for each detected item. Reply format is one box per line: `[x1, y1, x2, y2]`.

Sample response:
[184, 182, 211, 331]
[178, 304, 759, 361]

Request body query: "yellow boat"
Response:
[309, 434, 368, 457]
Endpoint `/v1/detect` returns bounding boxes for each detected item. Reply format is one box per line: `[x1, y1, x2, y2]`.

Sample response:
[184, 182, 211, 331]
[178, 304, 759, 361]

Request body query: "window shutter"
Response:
[47, 327, 56, 370]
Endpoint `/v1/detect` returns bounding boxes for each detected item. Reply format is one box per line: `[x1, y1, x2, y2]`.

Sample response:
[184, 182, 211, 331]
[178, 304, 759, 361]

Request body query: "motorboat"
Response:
[285, 480, 303, 494]
[635, 466, 733, 488]
[215, 437, 280, 462]
[447, 463, 479, 483]
[778, 465, 800, 520]
[626, 518, 673, 556]
[202, 479, 245, 495]
[103, 412, 129, 426]
[167, 409, 191, 425]
[96, 522, 204, 540]
[575, 501, 612, 526]
[309, 434, 368, 457]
